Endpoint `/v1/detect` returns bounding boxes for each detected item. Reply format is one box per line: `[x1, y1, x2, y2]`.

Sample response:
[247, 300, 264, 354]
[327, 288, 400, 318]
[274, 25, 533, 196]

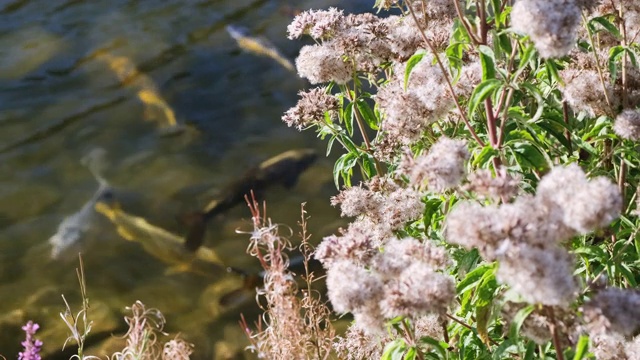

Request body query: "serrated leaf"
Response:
[472, 145, 500, 167]
[511, 141, 549, 171]
[476, 272, 498, 307]
[479, 45, 496, 81]
[361, 153, 377, 178]
[405, 50, 426, 90]
[457, 263, 494, 293]
[468, 79, 502, 117]
[356, 99, 380, 130]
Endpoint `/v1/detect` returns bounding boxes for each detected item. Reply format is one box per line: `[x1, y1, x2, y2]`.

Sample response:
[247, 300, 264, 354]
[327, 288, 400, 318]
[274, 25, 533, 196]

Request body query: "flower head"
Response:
[282, 87, 339, 130]
[614, 109, 640, 141]
[511, 0, 580, 58]
[19, 321, 42, 360]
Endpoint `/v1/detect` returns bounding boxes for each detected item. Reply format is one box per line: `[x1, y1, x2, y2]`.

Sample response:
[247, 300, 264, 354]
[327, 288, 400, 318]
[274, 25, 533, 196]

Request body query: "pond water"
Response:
[0, 0, 371, 358]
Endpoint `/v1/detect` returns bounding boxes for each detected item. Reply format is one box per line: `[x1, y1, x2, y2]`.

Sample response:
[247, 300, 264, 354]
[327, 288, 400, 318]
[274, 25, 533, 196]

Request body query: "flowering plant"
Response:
[246, 0, 640, 359]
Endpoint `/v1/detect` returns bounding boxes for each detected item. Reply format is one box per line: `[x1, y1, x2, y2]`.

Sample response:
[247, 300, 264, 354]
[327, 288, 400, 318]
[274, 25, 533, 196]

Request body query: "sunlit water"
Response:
[0, 0, 370, 358]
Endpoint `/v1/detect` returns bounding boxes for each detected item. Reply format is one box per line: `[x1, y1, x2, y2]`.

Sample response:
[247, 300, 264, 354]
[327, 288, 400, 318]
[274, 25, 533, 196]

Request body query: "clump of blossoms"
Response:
[245, 0, 640, 358]
[511, 0, 582, 58]
[582, 288, 640, 359]
[447, 164, 622, 306]
[19, 321, 42, 360]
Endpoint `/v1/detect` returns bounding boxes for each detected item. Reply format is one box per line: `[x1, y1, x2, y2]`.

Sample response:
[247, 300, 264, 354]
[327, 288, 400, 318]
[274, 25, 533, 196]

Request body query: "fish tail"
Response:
[178, 211, 208, 252]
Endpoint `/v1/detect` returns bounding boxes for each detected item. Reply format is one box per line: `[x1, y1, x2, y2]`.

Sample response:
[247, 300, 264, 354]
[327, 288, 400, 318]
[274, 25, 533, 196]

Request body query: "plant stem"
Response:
[406, 4, 486, 147]
[544, 307, 565, 360]
[345, 84, 385, 175]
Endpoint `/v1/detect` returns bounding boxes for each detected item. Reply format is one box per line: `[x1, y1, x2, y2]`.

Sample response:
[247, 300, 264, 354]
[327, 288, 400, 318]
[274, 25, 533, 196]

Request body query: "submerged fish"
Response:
[49, 148, 112, 259]
[181, 148, 318, 252]
[226, 25, 295, 72]
[94, 201, 227, 276]
[96, 52, 184, 135]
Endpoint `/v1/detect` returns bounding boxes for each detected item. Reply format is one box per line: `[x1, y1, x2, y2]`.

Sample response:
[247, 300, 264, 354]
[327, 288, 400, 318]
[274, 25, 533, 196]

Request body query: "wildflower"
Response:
[162, 338, 194, 360]
[379, 186, 425, 230]
[377, 59, 454, 149]
[379, 263, 455, 318]
[445, 201, 504, 260]
[18, 321, 42, 360]
[501, 302, 578, 345]
[590, 333, 628, 360]
[330, 184, 379, 217]
[334, 324, 388, 360]
[511, 0, 581, 58]
[314, 218, 383, 267]
[295, 43, 354, 84]
[583, 288, 640, 337]
[464, 168, 521, 201]
[372, 237, 450, 278]
[287, 8, 344, 40]
[561, 69, 614, 117]
[537, 163, 622, 234]
[614, 109, 640, 141]
[326, 259, 384, 314]
[384, 16, 425, 60]
[398, 137, 469, 192]
[496, 242, 577, 307]
[282, 87, 339, 130]
[414, 313, 445, 340]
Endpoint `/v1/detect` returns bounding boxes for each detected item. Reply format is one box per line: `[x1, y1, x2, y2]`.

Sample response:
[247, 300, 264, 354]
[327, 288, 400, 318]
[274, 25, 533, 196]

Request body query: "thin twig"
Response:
[406, 4, 486, 147]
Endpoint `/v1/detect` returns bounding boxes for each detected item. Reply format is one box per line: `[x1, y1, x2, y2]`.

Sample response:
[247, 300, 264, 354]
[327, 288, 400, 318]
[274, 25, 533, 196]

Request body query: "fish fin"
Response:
[165, 264, 191, 275]
[178, 211, 208, 252]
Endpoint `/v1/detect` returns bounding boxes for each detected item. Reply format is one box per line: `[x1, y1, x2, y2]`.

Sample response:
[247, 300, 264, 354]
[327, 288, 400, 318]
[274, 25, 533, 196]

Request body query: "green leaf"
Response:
[518, 82, 545, 123]
[619, 263, 638, 287]
[405, 50, 427, 90]
[544, 59, 562, 85]
[457, 263, 494, 294]
[468, 79, 502, 117]
[590, 16, 621, 38]
[476, 271, 498, 307]
[524, 341, 536, 360]
[333, 152, 358, 188]
[472, 145, 500, 167]
[326, 136, 336, 156]
[419, 337, 448, 359]
[609, 46, 625, 82]
[476, 305, 491, 346]
[404, 347, 417, 360]
[573, 335, 590, 360]
[479, 45, 496, 81]
[356, 99, 380, 130]
[508, 304, 535, 339]
[344, 102, 354, 136]
[361, 153, 378, 178]
[511, 141, 549, 171]
[381, 339, 406, 360]
[423, 198, 443, 230]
